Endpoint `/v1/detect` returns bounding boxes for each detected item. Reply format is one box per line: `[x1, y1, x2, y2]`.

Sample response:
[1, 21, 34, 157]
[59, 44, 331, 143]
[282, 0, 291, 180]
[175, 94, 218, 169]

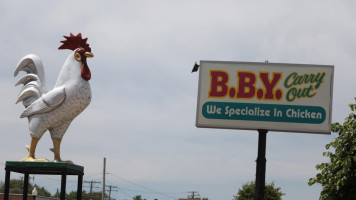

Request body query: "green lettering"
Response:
[314, 72, 325, 89]
[284, 72, 296, 88]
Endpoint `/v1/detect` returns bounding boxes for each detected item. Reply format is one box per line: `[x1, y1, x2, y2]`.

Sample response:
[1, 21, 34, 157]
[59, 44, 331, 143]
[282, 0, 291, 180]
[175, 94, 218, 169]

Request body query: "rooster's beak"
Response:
[84, 52, 94, 58]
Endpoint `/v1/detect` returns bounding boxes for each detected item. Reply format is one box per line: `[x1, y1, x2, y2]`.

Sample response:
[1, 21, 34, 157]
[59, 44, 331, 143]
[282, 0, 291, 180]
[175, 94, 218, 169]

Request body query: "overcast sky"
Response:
[1, 1, 355, 200]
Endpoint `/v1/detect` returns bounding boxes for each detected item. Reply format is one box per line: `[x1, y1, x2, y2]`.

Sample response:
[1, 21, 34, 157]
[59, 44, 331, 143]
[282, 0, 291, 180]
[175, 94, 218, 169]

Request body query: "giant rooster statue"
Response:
[14, 33, 94, 162]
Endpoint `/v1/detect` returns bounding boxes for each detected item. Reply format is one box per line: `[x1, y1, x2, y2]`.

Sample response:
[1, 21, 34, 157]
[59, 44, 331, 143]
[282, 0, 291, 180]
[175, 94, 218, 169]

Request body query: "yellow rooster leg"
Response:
[52, 138, 73, 163]
[21, 137, 48, 162]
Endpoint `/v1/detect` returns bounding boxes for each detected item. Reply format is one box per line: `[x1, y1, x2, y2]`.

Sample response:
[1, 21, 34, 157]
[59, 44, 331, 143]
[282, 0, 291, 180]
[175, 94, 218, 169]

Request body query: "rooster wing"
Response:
[20, 87, 66, 118]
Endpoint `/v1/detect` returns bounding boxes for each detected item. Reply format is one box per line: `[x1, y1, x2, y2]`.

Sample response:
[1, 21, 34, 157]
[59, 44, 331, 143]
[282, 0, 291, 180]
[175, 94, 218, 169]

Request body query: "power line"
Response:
[187, 191, 200, 199]
[97, 157, 179, 199]
[108, 173, 177, 200]
[118, 189, 133, 200]
[116, 187, 186, 195]
[84, 180, 101, 199]
[85, 172, 102, 179]
[106, 185, 118, 200]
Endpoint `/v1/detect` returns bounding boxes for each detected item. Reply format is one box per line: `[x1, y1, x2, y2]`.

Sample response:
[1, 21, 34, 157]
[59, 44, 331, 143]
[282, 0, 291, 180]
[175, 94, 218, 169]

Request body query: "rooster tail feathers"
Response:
[15, 54, 47, 107]
[15, 74, 39, 86]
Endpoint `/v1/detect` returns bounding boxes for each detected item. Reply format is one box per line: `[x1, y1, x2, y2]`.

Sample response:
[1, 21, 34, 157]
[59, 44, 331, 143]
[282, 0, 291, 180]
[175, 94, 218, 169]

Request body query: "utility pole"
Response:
[188, 191, 200, 199]
[84, 180, 101, 199]
[102, 157, 106, 200]
[106, 185, 118, 200]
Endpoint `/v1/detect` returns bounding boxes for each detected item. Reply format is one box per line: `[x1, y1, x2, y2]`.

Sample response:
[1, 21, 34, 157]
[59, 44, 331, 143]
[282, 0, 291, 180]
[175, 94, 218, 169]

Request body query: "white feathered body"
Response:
[15, 51, 91, 139]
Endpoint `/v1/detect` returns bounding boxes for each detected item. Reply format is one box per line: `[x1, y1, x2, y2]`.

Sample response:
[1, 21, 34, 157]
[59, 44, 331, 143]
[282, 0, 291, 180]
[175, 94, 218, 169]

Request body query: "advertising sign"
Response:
[196, 61, 334, 134]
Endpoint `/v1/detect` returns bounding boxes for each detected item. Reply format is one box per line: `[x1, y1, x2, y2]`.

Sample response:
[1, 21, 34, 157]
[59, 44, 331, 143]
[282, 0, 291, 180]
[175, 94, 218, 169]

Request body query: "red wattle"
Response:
[81, 63, 91, 81]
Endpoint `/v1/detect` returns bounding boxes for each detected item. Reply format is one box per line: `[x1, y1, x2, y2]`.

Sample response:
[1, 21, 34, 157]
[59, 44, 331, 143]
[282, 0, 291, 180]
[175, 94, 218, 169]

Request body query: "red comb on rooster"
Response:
[14, 33, 94, 163]
[58, 33, 91, 52]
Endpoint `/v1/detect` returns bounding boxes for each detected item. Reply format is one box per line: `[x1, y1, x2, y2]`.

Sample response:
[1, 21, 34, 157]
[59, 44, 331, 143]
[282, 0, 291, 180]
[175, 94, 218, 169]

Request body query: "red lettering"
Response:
[259, 72, 282, 99]
[209, 70, 229, 97]
[237, 72, 256, 98]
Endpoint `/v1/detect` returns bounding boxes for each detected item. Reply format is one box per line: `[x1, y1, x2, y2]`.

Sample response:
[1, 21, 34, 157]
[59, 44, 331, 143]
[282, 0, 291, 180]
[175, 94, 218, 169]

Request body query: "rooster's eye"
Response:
[74, 53, 82, 62]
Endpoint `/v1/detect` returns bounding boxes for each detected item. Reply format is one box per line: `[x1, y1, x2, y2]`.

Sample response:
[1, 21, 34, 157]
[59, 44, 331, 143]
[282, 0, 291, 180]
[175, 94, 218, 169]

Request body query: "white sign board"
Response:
[196, 61, 334, 134]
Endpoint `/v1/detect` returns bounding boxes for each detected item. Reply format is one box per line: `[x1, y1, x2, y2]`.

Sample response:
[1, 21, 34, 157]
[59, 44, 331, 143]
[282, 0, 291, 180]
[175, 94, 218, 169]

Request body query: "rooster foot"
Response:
[21, 156, 49, 162]
[50, 139, 73, 163]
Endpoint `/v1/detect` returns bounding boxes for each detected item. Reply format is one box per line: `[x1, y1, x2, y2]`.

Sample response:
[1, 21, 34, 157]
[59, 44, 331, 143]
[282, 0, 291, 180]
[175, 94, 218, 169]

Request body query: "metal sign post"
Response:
[255, 129, 268, 200]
